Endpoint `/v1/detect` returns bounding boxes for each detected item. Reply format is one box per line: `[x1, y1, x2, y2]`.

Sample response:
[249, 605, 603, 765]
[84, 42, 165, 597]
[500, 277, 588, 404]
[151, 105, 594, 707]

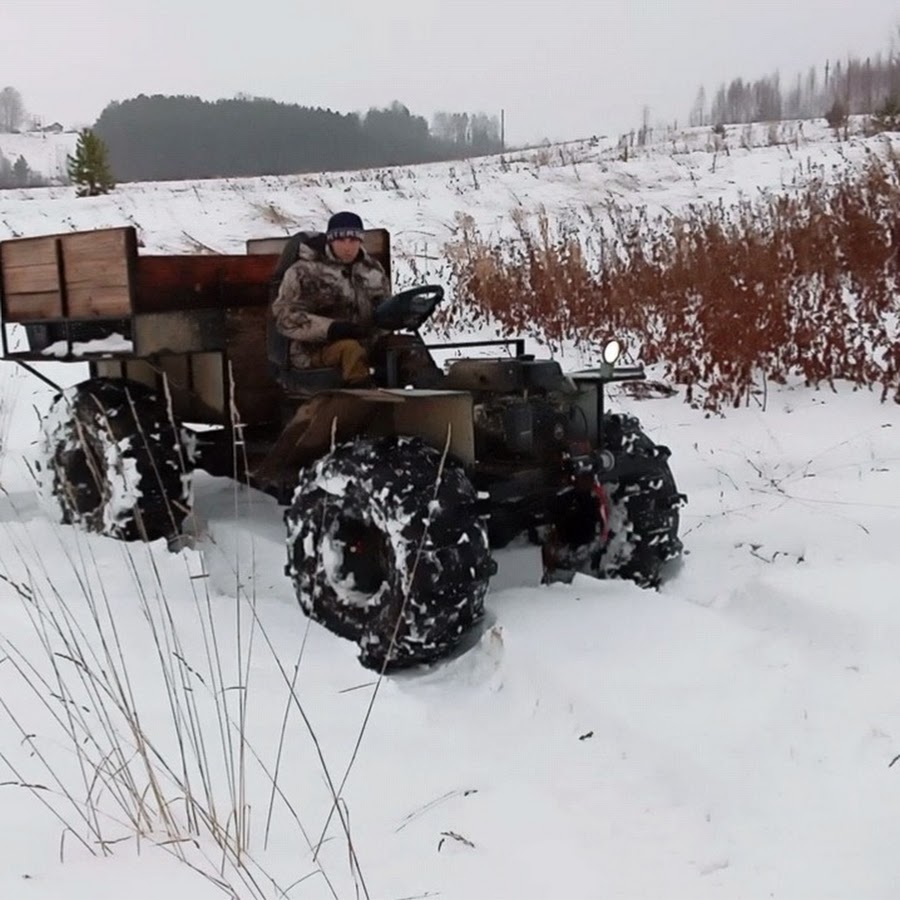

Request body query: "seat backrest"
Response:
[266, 313, 292, 375]
[246, 228, 392, 288]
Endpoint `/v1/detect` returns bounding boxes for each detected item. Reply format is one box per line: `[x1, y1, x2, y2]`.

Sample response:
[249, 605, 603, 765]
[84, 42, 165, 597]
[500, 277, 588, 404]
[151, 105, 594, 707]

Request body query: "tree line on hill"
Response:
[4, 30, 900, 193]
[92, 95, 503, 182]
[691, 43, 900, 126]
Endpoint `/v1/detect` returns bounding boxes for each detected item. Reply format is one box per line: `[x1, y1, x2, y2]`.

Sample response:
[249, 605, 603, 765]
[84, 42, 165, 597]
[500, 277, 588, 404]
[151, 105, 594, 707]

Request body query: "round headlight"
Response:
[602, 339, 622, 365]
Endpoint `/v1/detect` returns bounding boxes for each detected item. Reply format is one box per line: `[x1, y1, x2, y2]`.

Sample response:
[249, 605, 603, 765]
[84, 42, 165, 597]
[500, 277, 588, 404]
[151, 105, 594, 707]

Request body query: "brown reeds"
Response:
[440, 151, 900, 411]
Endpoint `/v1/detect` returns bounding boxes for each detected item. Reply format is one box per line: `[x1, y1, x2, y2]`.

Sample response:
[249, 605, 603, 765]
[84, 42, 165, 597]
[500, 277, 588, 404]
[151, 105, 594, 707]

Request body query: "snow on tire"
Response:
[285, 435, 493, 670]
[38, 378, 194, 541]
[595, 413, 684, 586]
[552, 413, 684, 588]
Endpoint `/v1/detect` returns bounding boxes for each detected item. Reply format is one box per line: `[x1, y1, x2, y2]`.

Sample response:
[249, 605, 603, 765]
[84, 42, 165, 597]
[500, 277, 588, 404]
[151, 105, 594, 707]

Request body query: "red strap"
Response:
[592, 481, 611, 543]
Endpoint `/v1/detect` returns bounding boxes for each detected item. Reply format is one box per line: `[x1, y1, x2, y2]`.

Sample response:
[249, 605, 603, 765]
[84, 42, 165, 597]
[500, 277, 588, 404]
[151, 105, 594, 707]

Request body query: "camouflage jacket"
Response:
[271, 233, 390, 369]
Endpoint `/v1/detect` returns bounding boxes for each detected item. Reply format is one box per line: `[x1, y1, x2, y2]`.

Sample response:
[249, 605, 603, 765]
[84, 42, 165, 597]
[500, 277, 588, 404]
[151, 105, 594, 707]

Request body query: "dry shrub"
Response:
[440, 153, 900, 411]
[250, 199, 295, 229]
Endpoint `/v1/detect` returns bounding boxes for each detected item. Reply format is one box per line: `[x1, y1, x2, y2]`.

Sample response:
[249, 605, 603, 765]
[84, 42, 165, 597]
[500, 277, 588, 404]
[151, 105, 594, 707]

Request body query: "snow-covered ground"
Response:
[0, 130, 78, 182]
[1, 119, 899, 899]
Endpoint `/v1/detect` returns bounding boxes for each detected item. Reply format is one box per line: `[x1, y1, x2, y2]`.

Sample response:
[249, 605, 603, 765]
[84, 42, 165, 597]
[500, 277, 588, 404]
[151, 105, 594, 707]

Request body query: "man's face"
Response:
[330, 236, 362, 263]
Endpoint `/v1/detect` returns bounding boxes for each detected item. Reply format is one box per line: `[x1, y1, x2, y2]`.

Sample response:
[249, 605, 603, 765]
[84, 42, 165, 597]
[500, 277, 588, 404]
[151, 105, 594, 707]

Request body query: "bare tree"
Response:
[637, 105, 652, 146]
[689, 87, 706, 127]
[0, 86, 26, 132]
[892, 25, 900, 97]
[431, 111, 469, 144]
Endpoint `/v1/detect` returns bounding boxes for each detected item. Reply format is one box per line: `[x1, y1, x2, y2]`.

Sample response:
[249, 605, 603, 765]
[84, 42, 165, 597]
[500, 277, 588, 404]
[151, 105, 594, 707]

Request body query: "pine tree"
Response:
[67, 128, 115, 197]
[12, 154, 30, 187]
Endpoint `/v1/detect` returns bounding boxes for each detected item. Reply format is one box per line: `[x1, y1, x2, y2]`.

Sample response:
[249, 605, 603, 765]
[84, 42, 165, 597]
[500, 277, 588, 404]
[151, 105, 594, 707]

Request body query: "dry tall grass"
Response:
[0, 380, 367, 898]
[0, 522, 366, 898]
[440, 151, 900, 411]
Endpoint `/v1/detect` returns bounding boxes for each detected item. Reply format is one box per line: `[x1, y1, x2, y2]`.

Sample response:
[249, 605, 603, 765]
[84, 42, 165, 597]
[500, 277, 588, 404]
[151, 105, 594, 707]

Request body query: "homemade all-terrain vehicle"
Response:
[0, 225, 684, 669]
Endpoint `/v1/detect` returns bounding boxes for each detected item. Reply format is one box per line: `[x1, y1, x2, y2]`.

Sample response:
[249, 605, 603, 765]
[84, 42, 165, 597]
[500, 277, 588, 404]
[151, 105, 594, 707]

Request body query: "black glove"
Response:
[327, 320, 367, 342]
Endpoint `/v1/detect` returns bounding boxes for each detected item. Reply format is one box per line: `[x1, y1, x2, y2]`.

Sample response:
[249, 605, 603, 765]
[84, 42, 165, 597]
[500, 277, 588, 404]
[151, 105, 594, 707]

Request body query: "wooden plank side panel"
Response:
[1, 235, 58, 269]
[2, 227, 138, 322]
[64, 258, 130, 286]
[61, 229, 132, 283]
[135, 255, 275, 314]
[1, 235, 63, 320]
[66, 285, 133, 318]
[61, 229, 135, 318]
[3, 291, 64, 321]
[3, 262, 59, 294]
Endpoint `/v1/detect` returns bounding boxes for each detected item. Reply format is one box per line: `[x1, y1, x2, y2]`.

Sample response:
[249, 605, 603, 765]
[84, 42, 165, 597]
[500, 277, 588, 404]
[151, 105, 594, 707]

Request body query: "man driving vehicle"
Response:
[271, 211, 388, 385]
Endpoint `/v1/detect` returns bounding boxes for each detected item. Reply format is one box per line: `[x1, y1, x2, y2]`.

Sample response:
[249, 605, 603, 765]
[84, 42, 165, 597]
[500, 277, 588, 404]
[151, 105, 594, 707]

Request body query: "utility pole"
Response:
[501, 109, 505, 151]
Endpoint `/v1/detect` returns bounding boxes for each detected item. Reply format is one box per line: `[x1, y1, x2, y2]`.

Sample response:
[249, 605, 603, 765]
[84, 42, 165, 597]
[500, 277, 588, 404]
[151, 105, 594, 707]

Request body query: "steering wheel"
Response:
[374, 284, 445, 331]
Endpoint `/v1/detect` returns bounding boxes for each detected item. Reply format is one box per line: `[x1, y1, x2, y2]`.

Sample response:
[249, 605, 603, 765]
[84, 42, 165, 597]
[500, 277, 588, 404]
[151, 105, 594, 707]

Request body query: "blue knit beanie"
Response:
[326, 211, 364, 242]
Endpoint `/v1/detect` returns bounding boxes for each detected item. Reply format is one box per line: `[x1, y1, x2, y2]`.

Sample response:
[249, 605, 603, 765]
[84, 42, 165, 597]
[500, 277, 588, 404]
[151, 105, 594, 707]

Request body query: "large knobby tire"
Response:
[596, 413, 684, 586]
[38, 378, 194, 541]
[285, 435, 493, 670]
[552, 413, 684, 588]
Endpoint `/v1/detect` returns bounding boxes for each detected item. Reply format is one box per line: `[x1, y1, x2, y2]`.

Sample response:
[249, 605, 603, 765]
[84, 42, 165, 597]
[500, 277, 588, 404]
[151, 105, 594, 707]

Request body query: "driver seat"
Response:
[250, 226, 394, 394]
[266, 313, 344, 392]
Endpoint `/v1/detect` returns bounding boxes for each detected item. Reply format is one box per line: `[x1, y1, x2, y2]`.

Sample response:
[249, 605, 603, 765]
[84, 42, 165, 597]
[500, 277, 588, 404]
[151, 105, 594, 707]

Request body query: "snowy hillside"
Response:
[1, 119, 900, 900]
[0, 117, 893, 263]
[0, 129, 78, 182]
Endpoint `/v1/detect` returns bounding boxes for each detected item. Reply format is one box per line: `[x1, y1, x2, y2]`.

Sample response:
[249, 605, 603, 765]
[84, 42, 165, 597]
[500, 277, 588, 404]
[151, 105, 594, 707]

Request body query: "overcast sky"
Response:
[3, 0, 899, 144]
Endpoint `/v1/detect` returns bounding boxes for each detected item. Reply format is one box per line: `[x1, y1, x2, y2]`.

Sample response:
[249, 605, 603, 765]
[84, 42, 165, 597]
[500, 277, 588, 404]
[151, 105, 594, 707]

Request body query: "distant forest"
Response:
[692, 45, 900, 125]
[93, 95, 503, 182]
